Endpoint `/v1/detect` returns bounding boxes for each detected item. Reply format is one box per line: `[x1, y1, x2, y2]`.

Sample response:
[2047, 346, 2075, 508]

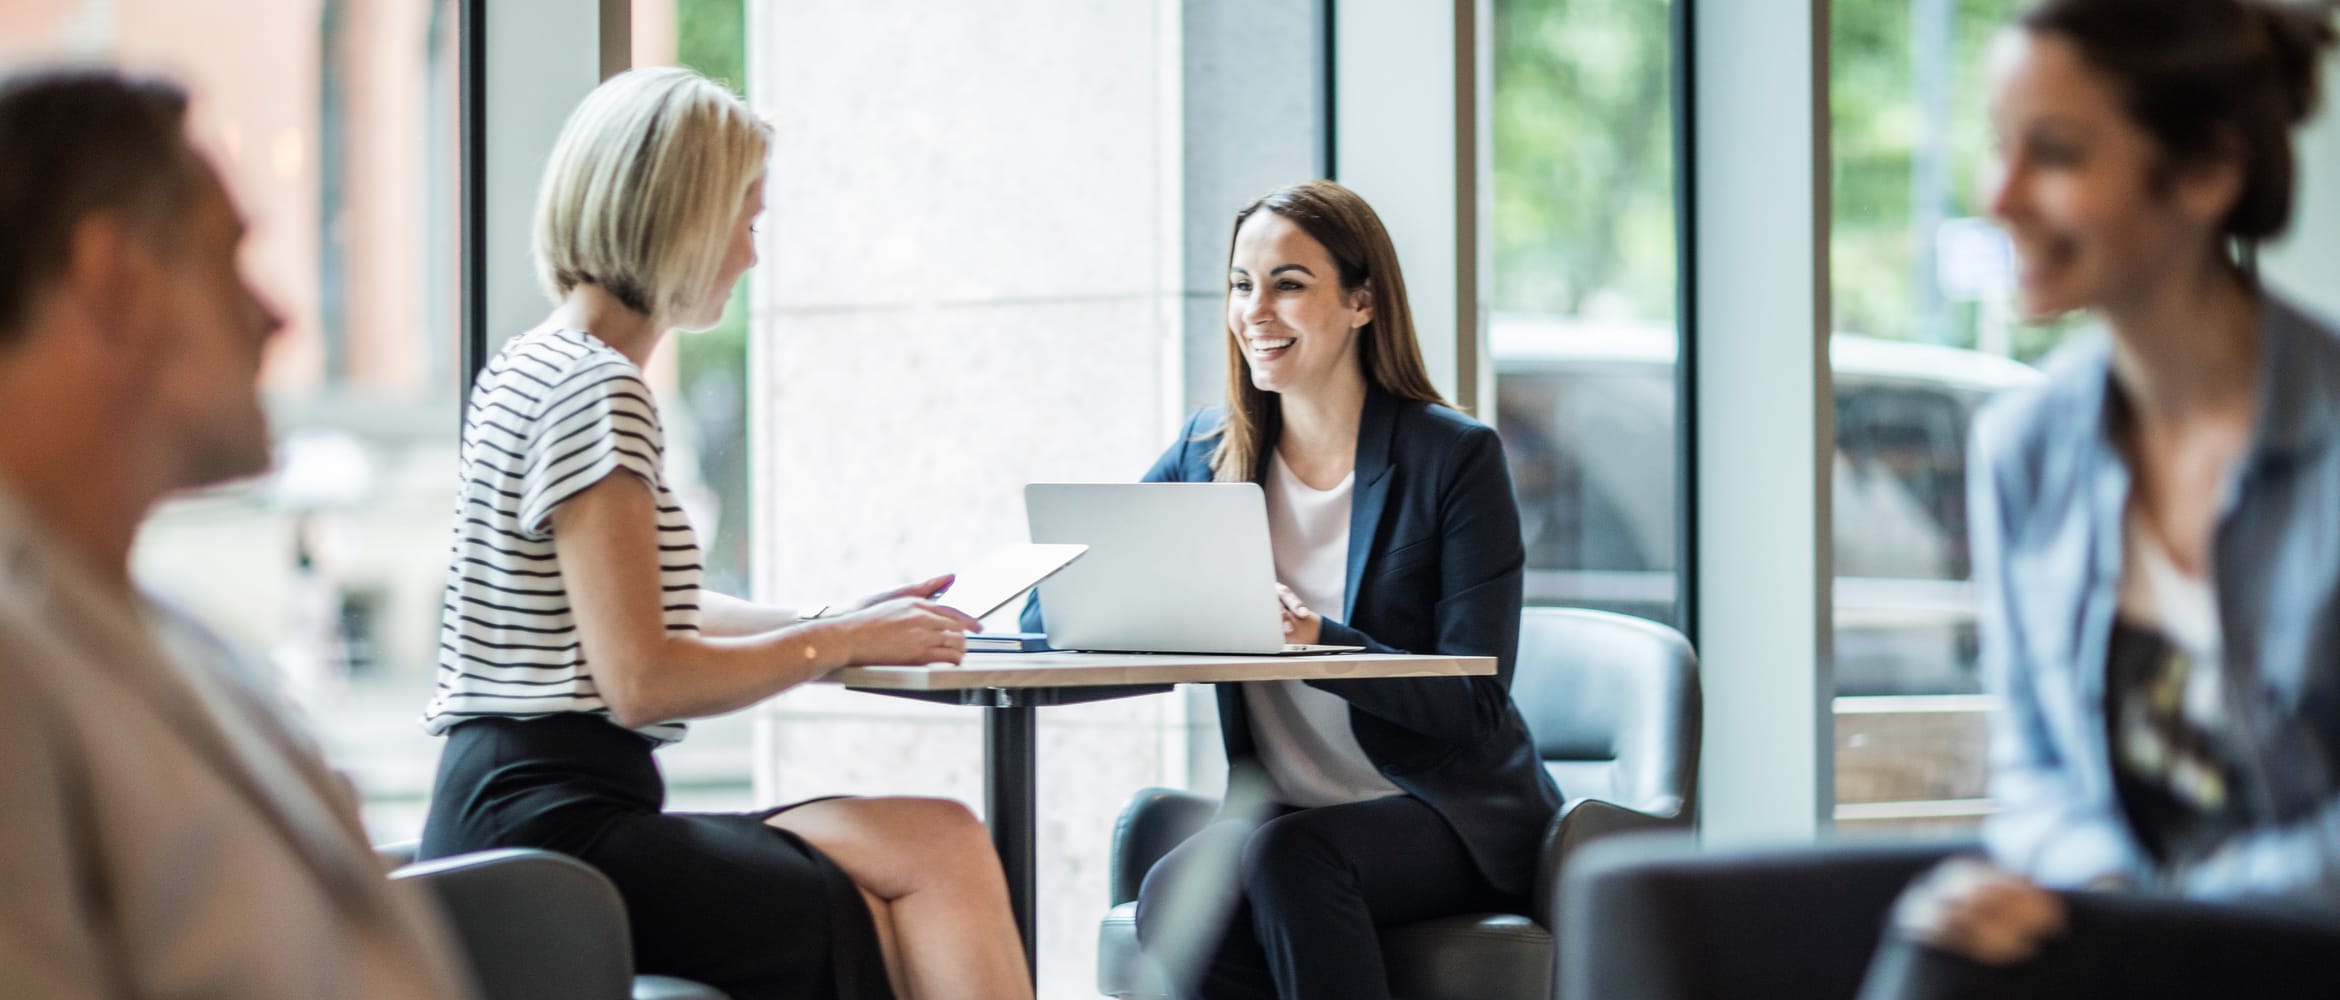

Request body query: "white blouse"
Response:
[1243, 451, 1403, 808]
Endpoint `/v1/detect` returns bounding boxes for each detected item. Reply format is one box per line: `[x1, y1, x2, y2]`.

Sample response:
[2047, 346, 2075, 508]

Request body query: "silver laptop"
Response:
[1025, 483, 1362, 655]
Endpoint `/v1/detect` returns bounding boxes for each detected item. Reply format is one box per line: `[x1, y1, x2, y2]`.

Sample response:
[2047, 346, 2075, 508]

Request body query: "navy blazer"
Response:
[1029, 385, 1564, 895]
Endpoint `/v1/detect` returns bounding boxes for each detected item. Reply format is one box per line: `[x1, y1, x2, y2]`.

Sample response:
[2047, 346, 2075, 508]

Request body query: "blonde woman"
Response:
[417, 68, 1030, 1000]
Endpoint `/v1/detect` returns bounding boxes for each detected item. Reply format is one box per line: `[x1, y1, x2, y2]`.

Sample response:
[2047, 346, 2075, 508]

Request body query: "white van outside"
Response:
[1491, 314, 2044, 696]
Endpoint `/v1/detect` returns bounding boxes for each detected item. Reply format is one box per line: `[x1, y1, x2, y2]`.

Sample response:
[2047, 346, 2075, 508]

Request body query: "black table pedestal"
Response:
[854, 682, 1172, 983]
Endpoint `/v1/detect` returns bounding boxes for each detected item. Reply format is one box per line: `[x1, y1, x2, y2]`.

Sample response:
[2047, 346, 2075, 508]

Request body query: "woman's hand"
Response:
[836, 596, 982, 667]
[1276, 583, 1321, 645]
[1890, 857, 2068, 966]
[847, 573, 954, 613]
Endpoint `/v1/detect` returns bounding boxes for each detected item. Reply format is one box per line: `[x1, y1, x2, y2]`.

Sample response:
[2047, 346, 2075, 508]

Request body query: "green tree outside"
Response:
[670, 0, 754, 596]
[1495, 0, 2068, 361]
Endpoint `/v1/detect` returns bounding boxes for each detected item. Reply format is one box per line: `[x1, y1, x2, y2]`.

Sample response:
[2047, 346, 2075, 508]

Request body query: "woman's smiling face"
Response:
[1226, 210, 1370, 398]
[1983, 29, 2240, 320]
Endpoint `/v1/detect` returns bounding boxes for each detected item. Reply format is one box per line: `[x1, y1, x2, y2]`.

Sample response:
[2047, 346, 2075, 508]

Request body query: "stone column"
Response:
[745, 2, 1319, 993]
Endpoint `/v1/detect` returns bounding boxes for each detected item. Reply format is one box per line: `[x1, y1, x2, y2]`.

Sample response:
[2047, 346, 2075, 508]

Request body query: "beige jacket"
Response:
[0, 487, 475, 999]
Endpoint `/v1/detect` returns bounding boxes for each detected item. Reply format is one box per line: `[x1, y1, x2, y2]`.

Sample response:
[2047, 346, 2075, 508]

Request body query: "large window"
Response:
[1827, 0, 2082, 834]
[4, 0, 465, 837]
[1490, 0, 1684, 629]
[657, 0, 754, 601]
[604, 0, 768, 830]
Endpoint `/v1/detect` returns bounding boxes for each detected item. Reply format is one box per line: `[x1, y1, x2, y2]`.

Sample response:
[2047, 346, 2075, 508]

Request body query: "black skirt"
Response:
[419, 714, 893, 1000]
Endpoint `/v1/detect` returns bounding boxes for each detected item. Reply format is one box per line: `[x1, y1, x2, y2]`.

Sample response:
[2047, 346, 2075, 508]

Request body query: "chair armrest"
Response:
[1110, 788, 1221, 905]
[1531, 798, 1684, 928]
[393, 848, 637, 1000]
[1557, 835, 1973, 1000]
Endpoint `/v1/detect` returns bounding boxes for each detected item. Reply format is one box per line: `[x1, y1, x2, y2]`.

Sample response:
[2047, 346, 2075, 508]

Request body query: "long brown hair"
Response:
[1208, 180, 1447, 482]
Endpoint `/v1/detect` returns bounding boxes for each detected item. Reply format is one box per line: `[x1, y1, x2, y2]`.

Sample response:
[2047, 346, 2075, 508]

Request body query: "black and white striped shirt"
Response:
[422, 328, 702, 743]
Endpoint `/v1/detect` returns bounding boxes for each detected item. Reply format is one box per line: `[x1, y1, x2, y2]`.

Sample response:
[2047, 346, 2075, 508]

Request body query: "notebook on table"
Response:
[963, 631, 1050, 653]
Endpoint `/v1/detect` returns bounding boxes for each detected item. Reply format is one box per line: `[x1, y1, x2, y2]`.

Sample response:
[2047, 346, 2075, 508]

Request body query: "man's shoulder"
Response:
[147, 596, 315, 725]
[0, 606, 110, 797]
[0, 602, 81, 706]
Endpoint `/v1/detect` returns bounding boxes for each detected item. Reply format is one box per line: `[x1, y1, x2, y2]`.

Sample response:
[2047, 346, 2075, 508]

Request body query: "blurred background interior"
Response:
[4, 1, 2335, 996]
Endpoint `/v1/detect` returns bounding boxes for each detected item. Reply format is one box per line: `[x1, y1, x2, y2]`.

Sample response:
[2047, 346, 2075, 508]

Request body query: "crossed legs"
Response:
[769, 797, 1031, 1000]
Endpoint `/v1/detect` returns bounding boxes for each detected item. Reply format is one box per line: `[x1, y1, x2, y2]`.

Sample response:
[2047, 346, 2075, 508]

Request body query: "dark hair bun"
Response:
[2022, 0, 2336, 241]
[2253, 0, 2339, 126]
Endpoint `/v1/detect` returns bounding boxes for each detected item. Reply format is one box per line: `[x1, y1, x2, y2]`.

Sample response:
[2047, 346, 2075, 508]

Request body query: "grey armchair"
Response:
[1557, 834, 1969, 1000]
[1096, 607, 1703, 999]
[380, 843, 729, 1000]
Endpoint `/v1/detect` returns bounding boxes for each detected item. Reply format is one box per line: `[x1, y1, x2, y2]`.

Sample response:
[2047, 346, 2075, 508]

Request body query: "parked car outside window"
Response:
[1491, 314, 2042, 696]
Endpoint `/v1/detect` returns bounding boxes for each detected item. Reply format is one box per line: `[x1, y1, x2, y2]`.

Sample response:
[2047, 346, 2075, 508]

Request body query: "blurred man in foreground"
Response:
[0, 66, 473, 998]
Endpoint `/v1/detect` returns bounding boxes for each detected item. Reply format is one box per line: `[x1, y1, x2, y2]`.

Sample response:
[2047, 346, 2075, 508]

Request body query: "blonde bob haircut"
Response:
[533, 66, 769, 325]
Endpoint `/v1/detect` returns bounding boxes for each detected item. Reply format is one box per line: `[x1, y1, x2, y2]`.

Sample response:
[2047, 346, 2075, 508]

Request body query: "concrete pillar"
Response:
[1691, 0, 1835, 844]
[744, 2, 1320, 993]
[1331, 0, 1483, 411]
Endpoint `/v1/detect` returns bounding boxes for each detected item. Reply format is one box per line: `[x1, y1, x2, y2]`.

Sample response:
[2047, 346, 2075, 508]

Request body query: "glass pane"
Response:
[1, 0, 465, 838]
[1490, 0, 1682, 628]
[666, 0, 751, 600]
[1827, 0, 2086, 836]
[619, 0, 761, 816]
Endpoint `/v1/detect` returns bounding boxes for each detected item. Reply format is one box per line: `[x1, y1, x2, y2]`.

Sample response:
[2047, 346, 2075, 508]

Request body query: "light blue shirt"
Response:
[1974, 289, 2340, 906]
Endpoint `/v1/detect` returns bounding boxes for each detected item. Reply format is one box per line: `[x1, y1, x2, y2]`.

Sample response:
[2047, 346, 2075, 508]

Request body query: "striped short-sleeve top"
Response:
[422, 328, 701, 744]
